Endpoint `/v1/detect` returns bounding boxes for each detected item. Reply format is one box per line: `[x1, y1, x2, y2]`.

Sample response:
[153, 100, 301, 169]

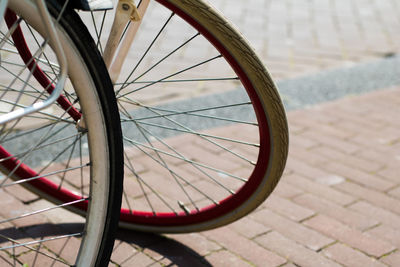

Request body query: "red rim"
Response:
[118, 0, 272, 227]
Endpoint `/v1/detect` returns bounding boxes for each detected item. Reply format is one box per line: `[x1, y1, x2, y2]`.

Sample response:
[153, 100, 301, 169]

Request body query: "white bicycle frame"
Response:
[0, 0, 68, 125]
[103, 0, 150, 83]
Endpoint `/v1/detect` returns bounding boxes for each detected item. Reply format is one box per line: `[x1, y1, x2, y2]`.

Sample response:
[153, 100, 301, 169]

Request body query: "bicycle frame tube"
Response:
[103, 0, 150, 83]
[0, 0, 67, 125]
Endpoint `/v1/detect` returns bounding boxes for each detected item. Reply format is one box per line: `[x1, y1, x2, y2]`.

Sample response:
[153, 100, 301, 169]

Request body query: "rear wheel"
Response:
[0, 0, 123, 264]
[81, 0, 288, 233]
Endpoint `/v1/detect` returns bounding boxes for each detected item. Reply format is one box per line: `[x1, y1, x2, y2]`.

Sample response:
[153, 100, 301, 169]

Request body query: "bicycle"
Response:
[0, 0, 123, 264]
[3, 0, 289, 234]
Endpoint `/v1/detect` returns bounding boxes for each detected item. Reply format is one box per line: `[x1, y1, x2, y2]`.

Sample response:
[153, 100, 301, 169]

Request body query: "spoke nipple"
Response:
[76, 117, 87, 133]
[178, 201, 191, 215]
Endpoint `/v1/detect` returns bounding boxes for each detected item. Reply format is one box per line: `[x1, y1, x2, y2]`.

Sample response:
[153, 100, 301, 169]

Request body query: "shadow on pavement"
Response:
[0, 223, 212, 266]
[115, 228, 212, 266]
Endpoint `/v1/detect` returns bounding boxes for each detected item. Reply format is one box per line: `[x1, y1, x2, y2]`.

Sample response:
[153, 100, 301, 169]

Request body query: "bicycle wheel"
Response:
[88, 0, 288, 233]
[0, 0, 123, 265]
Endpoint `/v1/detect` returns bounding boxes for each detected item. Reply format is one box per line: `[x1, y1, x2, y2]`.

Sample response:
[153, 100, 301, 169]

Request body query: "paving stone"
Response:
[285, 157, 333, 180]
[271, 180, 303, 199]
[202, 227, 286, 267]
[366, 224, 400, 249]
[120, 252, 157, 267]
[283, 174, 356, 206]
[263, 194, 315, 222]
[381, 251, 400, 267]
[252, 209, 334, 251]
[255, 231, 341, 267]
[145, 239, 210, 267]
[294, 194, 379, 231]
[348, 201, 400, 230]
[335, 181, 400, 215]
[227, 216, 271, 239]
[3, 185, 39, 204]
[312, 146, 385, 174]
[322, 243, 387, 267]
[111, 241, 138, 264]
[388, 186, 400, 199]
[205, 250, 252, 267]
[322, 161, 394, 191]
[165, 233, 221, 257]
[288, 143, 327, 166]
[303, 215, 396, 257]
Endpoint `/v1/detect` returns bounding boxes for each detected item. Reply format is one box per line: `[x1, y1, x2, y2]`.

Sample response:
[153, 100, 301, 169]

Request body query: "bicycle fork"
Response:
[77, 0, 149, 131]
[103, 0, 150, 83]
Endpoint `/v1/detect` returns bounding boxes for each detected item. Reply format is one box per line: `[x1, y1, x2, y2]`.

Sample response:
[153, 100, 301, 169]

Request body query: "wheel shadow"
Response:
[113, 228, 212, 266]
[0, 223, 212, 266]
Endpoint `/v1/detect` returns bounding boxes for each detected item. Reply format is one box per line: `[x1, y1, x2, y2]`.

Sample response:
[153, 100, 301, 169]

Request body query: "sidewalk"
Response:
[210, 0, 400, 81]
[107, 1, 400, 265]
[110, 86, 400, 266]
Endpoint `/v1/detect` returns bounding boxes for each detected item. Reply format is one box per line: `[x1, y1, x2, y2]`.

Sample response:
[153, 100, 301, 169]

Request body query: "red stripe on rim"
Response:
[119, 0, 272, 227]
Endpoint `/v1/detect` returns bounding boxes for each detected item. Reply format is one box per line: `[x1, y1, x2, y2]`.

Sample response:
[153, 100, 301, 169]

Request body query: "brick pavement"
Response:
[105, 1, 400, 265]
[1, 0, 400, 266]
[104, 86, 399, 266]
[3, 84, 398, 266]
[210, 0, 400, 81]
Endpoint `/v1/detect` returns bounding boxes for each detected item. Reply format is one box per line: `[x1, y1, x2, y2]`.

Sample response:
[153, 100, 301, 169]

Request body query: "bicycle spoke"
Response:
[1, 132, 81, 164]
[0, 106, 72, 186]
[122, 96, 256, 166]
[120, 104, 215, 212]
[37, 133, 85, 175]
[2, 164, 88, 187]
[0, 233, 81, 264]
[89, 10, 107, 53]
[117, 55, 223, 97]
[120, 103, 199, 212]
[0, 17, 22, 49]
[127, 32, 200, 86]
[124, 101, 258, 126]
[116, 12, 176, 92]
[0, 198, 86, 225]
[115, 77, 239, 86]
[134, 120, 259, 147]
[124, 136, 245, 182]
[58, 133, 82, 189]
[124, 140, 219, 212]
[25, 23, 59, 82]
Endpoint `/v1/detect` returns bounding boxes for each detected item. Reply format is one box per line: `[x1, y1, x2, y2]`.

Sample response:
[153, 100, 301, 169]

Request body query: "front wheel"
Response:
[0, 0, 123, 264]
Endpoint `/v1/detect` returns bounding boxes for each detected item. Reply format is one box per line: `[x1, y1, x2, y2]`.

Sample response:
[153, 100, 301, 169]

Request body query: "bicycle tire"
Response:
[96, 0, 288, 232]
[0, 0, 123, 264]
